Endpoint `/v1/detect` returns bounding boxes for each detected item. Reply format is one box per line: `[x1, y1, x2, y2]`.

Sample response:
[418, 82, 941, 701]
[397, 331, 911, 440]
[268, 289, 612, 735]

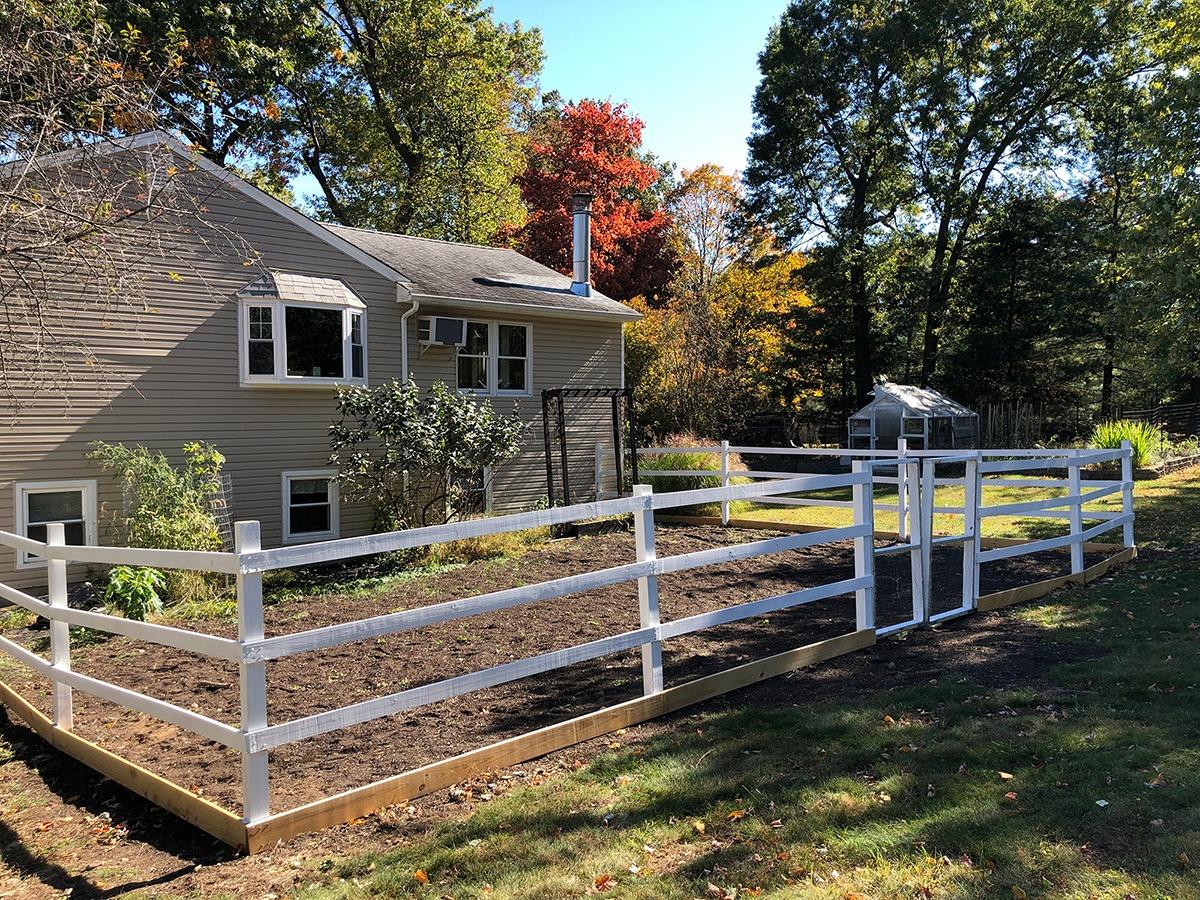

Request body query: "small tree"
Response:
[88, 440, 227, 605]
[329, 380, 526, 530]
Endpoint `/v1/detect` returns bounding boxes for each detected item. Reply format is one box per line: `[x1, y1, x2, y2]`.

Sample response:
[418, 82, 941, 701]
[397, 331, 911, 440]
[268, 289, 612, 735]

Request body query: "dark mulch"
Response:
[1, 524, 1110, 819]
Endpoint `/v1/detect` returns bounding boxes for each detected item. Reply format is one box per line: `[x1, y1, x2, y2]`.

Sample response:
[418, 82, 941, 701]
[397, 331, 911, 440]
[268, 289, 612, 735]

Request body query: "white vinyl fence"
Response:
[0, 466, 885, 828]
[0, 441, 1134, 836]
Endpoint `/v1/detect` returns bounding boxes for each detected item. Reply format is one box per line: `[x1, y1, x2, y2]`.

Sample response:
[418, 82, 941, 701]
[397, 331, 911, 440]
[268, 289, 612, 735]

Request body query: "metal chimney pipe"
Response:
[570, 192, 594, 297]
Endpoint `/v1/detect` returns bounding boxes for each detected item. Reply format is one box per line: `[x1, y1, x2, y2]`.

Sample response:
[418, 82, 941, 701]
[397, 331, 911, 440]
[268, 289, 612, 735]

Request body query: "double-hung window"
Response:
[238, 274, 367, 386]
[455, 321, 531, 396]
[14, 480, 97, 568]
[281, 470, 339, 543]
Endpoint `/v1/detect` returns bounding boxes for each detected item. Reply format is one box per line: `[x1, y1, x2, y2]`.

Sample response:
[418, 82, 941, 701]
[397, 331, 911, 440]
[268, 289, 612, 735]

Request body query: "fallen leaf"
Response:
[414, 869, 429, 885]
[999, 771, 1014, 780]
[1005, 791, 1018, 801]
[1179, 851, 1192, 870]
[883, 715, 897, 726]
[694, 820, 707, 834]
[1012, 887, 1028, 900]
[727, 809, 746, 821]
[594, 872, 614, 891]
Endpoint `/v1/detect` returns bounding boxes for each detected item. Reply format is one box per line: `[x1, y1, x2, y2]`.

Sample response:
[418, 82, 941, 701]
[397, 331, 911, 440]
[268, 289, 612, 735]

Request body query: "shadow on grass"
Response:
[315, 554, 1200, 898]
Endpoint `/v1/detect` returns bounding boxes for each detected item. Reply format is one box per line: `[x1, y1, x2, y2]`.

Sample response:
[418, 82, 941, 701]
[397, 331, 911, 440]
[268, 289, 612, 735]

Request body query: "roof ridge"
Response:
[322, 222, 515, 253]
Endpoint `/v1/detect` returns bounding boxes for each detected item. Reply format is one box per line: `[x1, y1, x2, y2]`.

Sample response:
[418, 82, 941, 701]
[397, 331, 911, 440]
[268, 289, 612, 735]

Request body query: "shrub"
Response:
[89, 440, 228, 604]
[329, 379, 526, 529]
[102, 566, 165, 621]
[1089, 419, 1164, 468]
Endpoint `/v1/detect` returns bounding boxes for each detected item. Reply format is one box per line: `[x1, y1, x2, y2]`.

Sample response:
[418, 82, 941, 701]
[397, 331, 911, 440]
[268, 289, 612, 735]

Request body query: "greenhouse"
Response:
[847, 382, 979, 451]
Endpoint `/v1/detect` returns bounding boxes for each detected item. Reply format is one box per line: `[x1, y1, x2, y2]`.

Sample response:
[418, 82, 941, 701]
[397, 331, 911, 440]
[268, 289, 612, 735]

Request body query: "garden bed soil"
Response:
[1, 524, 1112, 821]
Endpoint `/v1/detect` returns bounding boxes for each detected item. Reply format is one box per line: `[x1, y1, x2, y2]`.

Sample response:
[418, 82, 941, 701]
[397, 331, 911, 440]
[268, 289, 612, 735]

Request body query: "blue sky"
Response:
[490, 0, 788, 175]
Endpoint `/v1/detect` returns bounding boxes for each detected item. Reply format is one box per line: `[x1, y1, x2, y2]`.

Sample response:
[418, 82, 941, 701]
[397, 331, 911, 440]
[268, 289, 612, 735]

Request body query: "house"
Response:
[1, 131, 639, 589]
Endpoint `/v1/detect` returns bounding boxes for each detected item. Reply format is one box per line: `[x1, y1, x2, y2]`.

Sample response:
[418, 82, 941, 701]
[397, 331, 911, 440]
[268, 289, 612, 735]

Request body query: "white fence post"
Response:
[1121, 439, 1135, 548]
[918, 459, 936, 624]
[962, 454, 981, 610]
[906, 458, 925, 619]
[1067, 452, 1084, 575]
[897, 437, 909, 540]
[851, 461, 876, 632]
[594, 442, 605, 501]
[236, 521, 270, 823]
[46, 522, 73, 730]
[632, 485, 663, 694]
[719, 440, 731, 526]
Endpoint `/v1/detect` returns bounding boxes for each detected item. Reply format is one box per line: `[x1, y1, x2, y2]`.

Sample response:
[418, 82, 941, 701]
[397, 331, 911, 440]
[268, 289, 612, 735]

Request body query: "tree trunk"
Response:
[1100, 329, 1116, 419]
[849, 241, 873, 404]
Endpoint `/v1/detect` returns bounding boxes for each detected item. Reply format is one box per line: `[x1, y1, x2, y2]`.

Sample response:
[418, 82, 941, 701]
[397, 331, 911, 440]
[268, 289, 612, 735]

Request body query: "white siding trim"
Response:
[410, 292, 641, 323]
[13, 480, 98, 570]
[281, 469, 340, 544]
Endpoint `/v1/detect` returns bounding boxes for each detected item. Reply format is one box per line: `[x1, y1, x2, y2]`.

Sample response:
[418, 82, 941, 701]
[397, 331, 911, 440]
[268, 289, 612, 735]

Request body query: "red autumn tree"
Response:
[514, 99, 677, 302]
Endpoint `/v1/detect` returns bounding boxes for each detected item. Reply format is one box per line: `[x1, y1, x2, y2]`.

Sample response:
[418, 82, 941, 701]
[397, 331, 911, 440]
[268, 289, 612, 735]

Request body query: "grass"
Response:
[698, 475, 1126, 544]
[294, 466, 1200, 899]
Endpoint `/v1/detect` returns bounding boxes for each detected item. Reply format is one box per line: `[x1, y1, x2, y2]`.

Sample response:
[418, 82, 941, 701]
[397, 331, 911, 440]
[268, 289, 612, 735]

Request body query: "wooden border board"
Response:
[977, 546, 1137, 612]
[245, 628, 875, 851]
[0, 680, 247, 849]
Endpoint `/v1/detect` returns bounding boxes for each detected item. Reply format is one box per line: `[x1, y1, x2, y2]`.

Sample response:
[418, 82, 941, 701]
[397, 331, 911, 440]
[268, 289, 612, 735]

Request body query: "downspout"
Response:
[399, 285, 420, 383]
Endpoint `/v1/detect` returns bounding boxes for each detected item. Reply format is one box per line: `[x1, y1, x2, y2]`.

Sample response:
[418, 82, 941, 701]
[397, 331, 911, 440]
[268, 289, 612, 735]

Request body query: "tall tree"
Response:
[515, 99, 676, 302]
[907, 0, 1161, 385]
[100, 0, 330, 164]
[290, 0, 541, 242]
[1, 0, 244, 405]
[747, 0, 916, 405]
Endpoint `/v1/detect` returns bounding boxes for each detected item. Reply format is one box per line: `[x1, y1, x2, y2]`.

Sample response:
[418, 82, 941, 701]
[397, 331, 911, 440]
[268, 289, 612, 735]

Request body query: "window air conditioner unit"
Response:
[417, 316, 467, 347]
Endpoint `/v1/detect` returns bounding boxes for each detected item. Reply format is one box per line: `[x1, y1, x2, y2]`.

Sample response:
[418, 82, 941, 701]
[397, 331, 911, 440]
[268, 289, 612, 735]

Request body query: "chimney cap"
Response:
[571, 192, 595, 212]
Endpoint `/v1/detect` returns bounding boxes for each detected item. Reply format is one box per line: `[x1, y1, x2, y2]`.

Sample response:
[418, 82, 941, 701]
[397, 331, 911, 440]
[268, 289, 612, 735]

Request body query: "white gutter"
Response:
[399, 287, 421, 382]
[409, 292, 641, 323]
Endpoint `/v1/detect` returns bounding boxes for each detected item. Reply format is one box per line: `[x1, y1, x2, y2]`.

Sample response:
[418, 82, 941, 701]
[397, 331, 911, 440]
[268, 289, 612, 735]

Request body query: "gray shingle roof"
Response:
[322, 224, 640, 321]
[238, 271, 366, 309]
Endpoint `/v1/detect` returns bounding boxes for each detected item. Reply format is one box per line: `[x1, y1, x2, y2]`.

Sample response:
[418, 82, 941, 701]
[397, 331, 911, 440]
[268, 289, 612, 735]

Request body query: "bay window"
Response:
[238, 286, 367, 386]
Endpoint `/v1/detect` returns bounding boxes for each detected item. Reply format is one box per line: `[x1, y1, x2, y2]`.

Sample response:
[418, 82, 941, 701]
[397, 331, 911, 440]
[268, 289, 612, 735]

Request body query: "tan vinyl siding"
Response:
[1, 158, 626, 589]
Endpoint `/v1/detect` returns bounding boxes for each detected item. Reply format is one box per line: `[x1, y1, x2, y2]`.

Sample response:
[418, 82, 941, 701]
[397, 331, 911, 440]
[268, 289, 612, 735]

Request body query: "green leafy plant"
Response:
[89, 440, 228, 604]
[329, 379, 526, 529]
[1089, 419, 1165, 468]
[102, 566, 165, 621]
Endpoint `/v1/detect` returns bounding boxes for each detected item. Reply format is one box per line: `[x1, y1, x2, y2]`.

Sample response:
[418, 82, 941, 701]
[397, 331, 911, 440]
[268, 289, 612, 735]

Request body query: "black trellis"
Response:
[541, 387, 640, 508]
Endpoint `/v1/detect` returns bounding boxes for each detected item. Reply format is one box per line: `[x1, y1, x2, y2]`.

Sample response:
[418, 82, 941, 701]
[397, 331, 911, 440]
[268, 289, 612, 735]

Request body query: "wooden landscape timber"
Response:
[0, 680, 248, 849]
[244, 628, 875, 851]
[977, 546, 1138, 612]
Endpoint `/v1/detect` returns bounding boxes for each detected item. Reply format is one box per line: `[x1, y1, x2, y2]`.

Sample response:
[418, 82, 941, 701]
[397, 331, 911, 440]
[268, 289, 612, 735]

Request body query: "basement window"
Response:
[281, 470, 339, 543]
[14, 480, 97, 568]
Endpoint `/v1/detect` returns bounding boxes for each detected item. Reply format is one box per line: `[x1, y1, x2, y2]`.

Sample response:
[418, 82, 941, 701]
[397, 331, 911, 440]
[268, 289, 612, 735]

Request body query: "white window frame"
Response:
[13, 479, 98, 569]
[455, 320, 532, 397]
[239, 300, 368, 387]
[281, 469, 340, 544]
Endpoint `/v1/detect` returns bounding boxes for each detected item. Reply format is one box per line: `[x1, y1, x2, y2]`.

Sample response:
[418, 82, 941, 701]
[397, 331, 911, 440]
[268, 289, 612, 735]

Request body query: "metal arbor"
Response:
[541, 387, 640, 507]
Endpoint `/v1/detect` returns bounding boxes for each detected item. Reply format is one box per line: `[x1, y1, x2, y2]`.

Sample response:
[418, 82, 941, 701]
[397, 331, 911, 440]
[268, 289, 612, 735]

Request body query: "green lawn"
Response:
[707, 473, 1130, 543]
[297, 469, 1200, 899]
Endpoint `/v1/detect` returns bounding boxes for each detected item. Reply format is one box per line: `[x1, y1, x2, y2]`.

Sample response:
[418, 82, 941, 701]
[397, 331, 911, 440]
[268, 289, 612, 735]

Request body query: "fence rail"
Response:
[0, 440, 1136, 850]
